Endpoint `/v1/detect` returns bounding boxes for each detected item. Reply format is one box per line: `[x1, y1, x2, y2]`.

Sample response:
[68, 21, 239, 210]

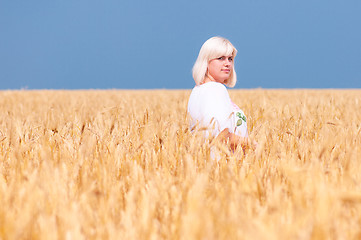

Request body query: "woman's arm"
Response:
[216, 128, 256, 152]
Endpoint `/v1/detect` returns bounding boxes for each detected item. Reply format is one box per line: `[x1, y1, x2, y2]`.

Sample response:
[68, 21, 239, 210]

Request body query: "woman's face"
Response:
[207, 55, 234, 84]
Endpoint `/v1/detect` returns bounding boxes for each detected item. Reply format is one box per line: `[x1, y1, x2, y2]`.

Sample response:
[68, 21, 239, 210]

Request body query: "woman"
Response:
[188, 36, 251, 151]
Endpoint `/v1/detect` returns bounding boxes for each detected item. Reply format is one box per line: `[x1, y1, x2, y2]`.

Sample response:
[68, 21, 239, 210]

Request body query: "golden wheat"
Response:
[0, 89, 360, 239]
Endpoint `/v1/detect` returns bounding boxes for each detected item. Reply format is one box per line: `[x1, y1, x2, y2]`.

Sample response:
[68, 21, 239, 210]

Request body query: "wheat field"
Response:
[0, 89, 360, 239]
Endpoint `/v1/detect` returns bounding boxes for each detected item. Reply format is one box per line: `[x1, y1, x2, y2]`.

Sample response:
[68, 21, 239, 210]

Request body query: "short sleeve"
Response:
[188, 82, 235, 137]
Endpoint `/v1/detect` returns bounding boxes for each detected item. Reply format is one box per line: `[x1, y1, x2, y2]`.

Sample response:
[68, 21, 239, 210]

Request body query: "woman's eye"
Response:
[228, 57, 233, 61]
[218, 57, 224, 60]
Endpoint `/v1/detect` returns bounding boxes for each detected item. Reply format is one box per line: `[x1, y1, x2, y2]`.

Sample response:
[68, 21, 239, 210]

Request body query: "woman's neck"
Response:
[203, 74, 216, 84]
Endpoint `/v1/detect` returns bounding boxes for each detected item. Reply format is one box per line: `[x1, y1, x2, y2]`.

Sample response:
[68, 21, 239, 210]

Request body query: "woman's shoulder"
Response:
[201, 82, 227, 90]
[192, 82, 227, 95]
[189, 82, 231, 109]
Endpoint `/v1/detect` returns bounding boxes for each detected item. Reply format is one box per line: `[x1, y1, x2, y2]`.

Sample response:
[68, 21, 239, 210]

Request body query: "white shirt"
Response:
[187, 82, 248, 139]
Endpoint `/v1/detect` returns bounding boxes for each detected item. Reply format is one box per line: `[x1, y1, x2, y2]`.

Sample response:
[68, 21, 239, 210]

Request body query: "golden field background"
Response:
[0, 89, 360, 239]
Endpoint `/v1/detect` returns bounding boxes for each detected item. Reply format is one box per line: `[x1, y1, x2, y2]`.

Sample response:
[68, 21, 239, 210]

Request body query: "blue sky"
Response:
[1, 0, 360, 89]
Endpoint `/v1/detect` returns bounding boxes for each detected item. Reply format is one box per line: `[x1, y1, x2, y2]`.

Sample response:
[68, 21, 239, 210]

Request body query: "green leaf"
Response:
[237, 119, 243, 126]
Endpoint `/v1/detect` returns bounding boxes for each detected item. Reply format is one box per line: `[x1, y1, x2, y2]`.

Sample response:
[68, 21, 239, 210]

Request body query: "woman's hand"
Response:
[216, 128, 257, 152]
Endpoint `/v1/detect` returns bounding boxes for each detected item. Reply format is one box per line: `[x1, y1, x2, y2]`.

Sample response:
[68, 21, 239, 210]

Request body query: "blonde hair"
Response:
[192, 36, 238, 87]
